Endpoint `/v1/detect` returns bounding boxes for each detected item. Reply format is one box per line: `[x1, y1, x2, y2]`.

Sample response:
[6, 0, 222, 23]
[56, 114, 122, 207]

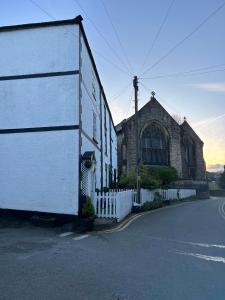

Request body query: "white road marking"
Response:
[174, 250, 225, 264]
[59, 232, 74, 237]
[73, 234, 89, 241]
[218, 200, 225, 221]
[187, 241, 225, 249]
[148, 235, 225, 249]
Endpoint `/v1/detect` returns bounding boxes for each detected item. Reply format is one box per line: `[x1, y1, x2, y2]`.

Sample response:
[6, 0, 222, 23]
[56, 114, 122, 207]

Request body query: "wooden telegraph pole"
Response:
[133, 76, 140, 203]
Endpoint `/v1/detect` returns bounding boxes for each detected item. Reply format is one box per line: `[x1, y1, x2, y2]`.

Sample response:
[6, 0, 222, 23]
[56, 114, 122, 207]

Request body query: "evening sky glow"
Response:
[0, 0, 224, 171]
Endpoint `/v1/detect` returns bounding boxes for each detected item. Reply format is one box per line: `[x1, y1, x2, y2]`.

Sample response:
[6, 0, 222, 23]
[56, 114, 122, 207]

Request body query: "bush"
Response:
[82, 197, 95, 218]
[118, 169, 136, 189]
[219, 171, 225, 189]
[118, 166, 178, 190]
[140, 165, 161, 190]
[140, 199, 163, 212]
[156, 166, 178, 187]
[154, 191, 163, 202]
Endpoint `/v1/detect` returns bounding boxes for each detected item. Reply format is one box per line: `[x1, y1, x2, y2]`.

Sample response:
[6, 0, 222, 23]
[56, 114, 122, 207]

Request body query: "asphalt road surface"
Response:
[1, 197, 225, 300]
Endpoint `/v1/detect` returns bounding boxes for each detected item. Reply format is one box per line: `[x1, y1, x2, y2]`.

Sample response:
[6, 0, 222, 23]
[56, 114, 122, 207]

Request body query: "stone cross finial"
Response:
[151, 91, 155, 98]
[184, 116, 187, 121]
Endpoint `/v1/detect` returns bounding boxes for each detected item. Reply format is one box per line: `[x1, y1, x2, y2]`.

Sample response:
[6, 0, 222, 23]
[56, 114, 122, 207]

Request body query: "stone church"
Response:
[116, 93, 208, 195]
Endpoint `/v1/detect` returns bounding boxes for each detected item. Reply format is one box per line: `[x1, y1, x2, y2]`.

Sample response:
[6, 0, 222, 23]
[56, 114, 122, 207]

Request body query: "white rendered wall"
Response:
[0, 24, 80, 215]
[0, 25, 79, 76]
[0, 75, 79, 129]
[0, 130, 79, 215]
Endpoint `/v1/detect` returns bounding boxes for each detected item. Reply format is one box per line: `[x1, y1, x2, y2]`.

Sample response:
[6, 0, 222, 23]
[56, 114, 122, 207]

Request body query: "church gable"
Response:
[181, 120, 203, 145]
[124, 96, 180, 134]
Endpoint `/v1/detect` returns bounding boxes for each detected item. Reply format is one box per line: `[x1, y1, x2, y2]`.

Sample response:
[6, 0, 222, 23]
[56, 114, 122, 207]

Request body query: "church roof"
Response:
[116, 96, 176, 132]
[181, 120, 203, 144]
[116, 95, 203, 144]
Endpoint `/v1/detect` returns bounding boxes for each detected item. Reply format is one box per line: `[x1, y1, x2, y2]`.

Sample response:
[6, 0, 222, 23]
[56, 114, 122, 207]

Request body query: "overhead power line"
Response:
[139, 0, 175, 73]
[92, 48, 131, 76]
[141, 1, 225, 77]
[29, 0, 56, 20]
[28, 0, 131, 77]
[100, 0, 133, 74]
[139, 82, 182, 115]
[141, 63, 225, 80]
[73, 0, 133, 76]
[111, 81, 132, 101]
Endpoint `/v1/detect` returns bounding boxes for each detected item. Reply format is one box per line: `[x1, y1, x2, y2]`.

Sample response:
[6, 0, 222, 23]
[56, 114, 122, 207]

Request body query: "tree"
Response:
[219, 168, 225, 189]
[172, 114, 183, 125]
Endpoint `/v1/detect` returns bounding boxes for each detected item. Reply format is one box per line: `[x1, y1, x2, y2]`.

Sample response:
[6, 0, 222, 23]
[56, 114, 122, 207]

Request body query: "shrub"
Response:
[140, 198, 163, 212]
[118, 166, 178, 190]
[219, 171, 225, 189]
[82, 197, 95, 218]
[154, 191, 163, 202]
[140, 165, 160, 190]
[118, 169, 136, 189]
[156, 166, 178, 187]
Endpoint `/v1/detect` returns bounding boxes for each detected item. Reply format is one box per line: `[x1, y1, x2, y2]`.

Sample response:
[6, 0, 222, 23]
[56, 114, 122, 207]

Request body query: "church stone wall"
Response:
[118, 98, 183, 177]
[116, 97, 207, 183]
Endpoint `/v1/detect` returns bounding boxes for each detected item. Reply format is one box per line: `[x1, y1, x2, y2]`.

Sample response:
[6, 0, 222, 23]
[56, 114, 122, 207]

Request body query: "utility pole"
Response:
[133, 76, 140, 203]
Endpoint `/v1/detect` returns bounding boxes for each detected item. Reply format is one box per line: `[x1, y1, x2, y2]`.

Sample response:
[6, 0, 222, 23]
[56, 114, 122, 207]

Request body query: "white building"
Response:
[0, 16, 117, 215]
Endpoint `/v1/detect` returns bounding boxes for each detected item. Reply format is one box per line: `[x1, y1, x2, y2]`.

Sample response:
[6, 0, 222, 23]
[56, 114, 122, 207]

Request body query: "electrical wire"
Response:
[29, 0, 56, 20]
[141, 1, 225, 77]
[92, 48, 131, 76]
[111, 81, 132, 102]
[73, 0, 133, 76]
[141, 63, 225, 80]
[139, 81, 182, 115]
[100, 0, 133, 74]
[139, 0, 175, 73]
[28, 0, 131, 77]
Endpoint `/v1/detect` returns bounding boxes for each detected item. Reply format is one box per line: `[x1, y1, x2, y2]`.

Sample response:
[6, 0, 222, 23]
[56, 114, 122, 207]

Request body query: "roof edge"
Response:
[0, 15, 83, 32]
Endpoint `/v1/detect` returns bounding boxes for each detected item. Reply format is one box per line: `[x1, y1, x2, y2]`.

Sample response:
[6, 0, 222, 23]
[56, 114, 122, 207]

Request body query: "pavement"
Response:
[1, 197, 225, 300]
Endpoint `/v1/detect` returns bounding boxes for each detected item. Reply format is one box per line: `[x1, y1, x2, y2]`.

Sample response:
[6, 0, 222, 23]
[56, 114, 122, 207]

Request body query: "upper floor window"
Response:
[93, 112, 97, 141]
[141, 123, 169, 166]
[92, 70, 96, 100]
[104, 105, 107, 129]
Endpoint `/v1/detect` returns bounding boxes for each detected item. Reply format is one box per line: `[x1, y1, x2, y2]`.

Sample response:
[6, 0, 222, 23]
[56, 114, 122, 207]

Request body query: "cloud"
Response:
[191, 82, 225, 93]
[207, 164, 224, 173]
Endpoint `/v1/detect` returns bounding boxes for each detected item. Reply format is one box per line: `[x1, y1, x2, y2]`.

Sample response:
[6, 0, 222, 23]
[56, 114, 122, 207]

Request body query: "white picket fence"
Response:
[94, 190, 134, 222]
[94, 188, 196, 222]
[140, 188, 196, 205]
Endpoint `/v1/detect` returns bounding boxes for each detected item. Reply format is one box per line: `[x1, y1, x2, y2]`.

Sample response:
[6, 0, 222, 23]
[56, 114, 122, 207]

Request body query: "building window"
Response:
[141, 123, 169, 166]
[122, 145, 126, 160]
[93, 112, 97, 140]
[105, 130, 107, 155]
[105, 163, 108, 187]
[92, 70, 96, 100]
[184, 138, 196, 179]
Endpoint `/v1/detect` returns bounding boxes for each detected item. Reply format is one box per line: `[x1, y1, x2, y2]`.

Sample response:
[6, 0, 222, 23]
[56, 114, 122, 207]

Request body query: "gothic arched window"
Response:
[184, 137, 196, 179]
[141, 123, 169, 165]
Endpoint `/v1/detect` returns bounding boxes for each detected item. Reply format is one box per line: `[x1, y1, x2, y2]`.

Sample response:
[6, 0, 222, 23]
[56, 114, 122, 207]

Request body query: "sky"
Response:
[0, 0, 224, 172]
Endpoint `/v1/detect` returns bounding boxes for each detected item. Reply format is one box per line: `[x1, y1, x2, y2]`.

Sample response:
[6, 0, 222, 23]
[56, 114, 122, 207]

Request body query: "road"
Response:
[1, 197, 225, 300]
